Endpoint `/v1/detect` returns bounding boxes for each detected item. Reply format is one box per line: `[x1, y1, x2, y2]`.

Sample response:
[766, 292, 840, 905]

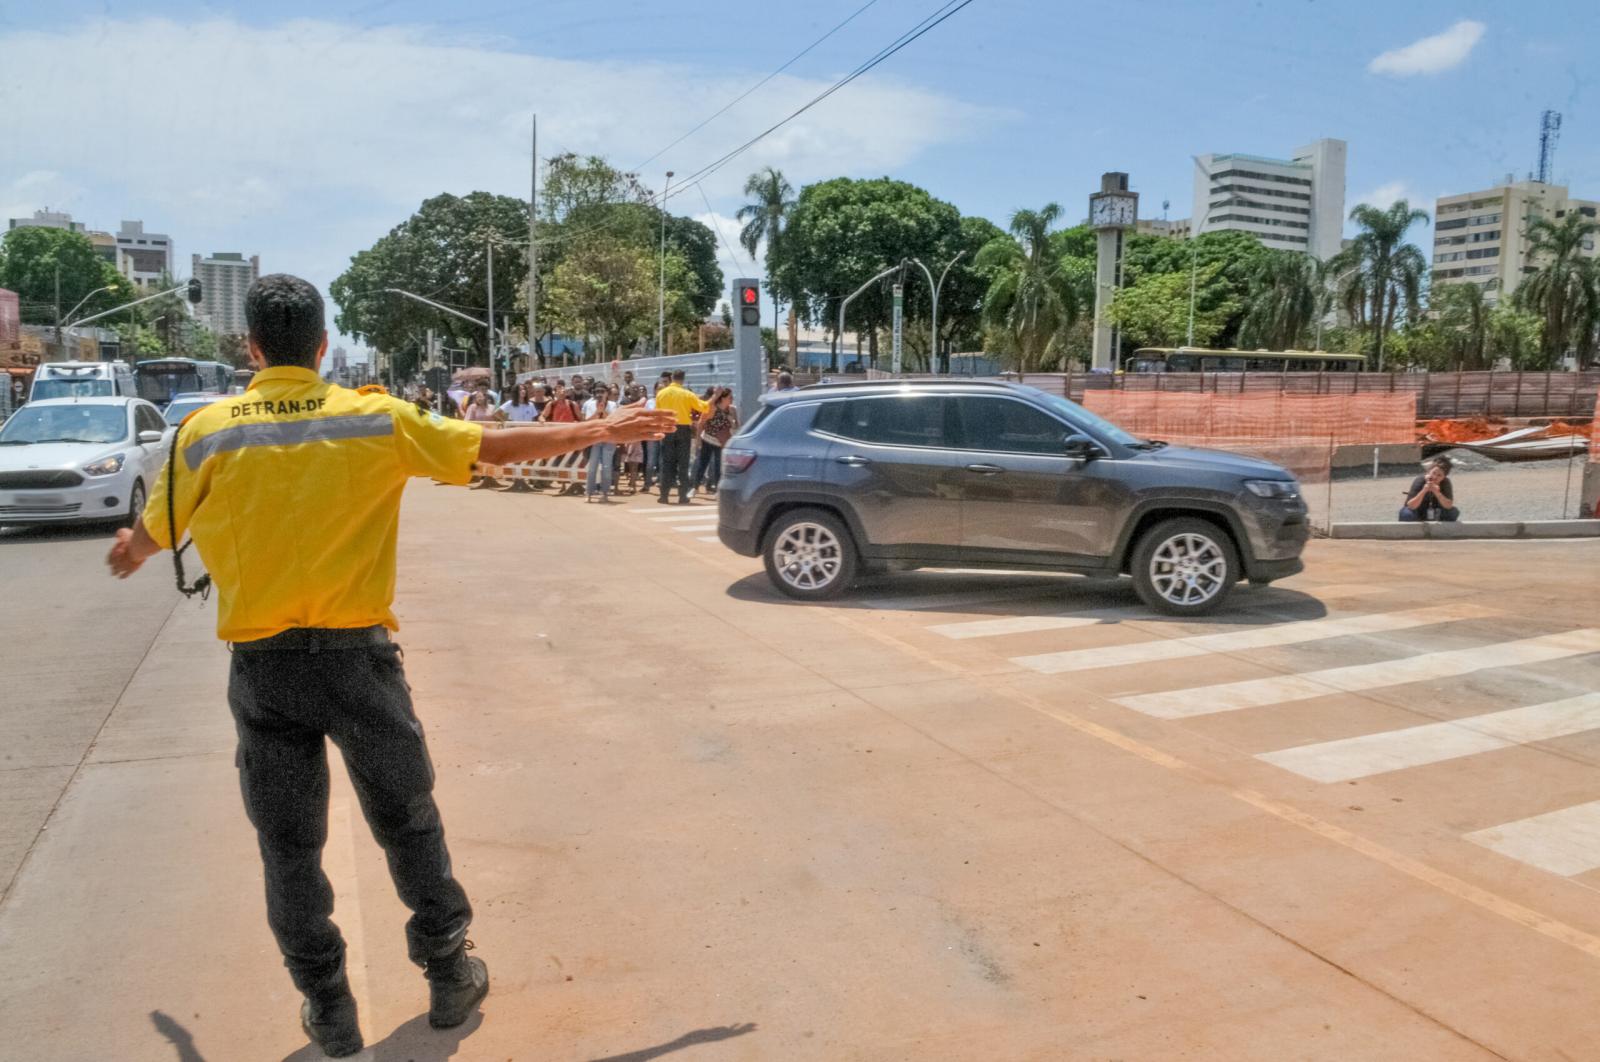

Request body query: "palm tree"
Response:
[974, 204, 1084, 370]
[1516, 212, 1600, 366]
[1238, 251, 1321, 351]
[1431, 282, 1491, 368]
[736, 167, 796, 346]
[1327, 200, 1430, 369]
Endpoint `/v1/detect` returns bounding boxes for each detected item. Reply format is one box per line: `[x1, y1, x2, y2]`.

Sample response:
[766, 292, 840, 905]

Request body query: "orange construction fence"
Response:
[1591, 395, 1600, 463]
[1081, 391, 1416, 447]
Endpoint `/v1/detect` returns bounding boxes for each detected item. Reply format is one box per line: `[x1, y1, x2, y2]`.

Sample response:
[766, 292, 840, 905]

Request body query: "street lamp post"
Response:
[658, 170, 674, 356]
[837, 265, 903, 372]
[908, 251, 967, 375]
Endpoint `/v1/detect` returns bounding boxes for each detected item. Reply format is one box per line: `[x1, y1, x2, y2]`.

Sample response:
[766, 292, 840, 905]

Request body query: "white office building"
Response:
[115, 220, 175, 288]
[1191, 139, 1346, 261]
[191, 252, 260, 336]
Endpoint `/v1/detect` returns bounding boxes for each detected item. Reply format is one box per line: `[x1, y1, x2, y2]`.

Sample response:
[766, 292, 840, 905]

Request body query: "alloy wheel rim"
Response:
[1149, 532, 1226, 606]
[131, 483, 146, 517]
[774, 522, 842, 591]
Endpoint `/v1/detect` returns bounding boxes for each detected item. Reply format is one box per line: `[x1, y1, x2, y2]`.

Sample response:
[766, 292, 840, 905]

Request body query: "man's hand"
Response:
[107, 527, 146, 579]
[603, 404, 677, 444]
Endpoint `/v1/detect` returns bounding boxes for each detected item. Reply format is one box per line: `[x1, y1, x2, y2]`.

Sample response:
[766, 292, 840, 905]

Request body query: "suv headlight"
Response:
[82, 453, 126, 477]
[1243, 478, 1299, 499]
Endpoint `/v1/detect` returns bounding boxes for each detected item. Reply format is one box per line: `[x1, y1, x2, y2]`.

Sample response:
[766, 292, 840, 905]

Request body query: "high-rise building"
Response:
[1431, 180, 1599, 304]
[1135, 217, 1192, 240]
[115, 220, 174, 287]
[1191, 139, 1346, 261]
[191, 252, 260, 336]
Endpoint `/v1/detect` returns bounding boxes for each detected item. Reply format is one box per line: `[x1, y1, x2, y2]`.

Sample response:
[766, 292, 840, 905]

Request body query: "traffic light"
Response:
[738, 283, 760, 327]
[186, 278, 203, 304]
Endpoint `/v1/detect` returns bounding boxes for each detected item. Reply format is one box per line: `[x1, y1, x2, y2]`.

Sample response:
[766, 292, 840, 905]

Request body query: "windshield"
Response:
[1025, 389, 1147, 449]
[136, 369, 202, 405]
[163, 399, 216, 425]
[32, 378, 115, 401]
[0, 405, 128, 445]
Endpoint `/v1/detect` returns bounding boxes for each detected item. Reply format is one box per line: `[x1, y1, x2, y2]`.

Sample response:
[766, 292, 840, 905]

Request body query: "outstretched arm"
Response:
[107, 521, 162, 578]
[477, 404, 675, 466]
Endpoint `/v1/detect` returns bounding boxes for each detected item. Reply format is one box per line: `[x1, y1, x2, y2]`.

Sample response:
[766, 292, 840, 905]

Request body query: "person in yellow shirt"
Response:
[651, 368, 709, 504]
[106, 274, 673, 1058]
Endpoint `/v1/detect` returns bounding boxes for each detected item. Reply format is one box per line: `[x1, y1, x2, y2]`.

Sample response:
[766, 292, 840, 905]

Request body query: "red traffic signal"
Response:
[738, 284, 760, 326]
[740, 285, 758, 306]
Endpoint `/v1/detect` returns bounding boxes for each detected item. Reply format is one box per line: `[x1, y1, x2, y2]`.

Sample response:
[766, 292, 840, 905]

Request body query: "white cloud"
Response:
[0, 16, 994, 345]
[1355, 181, 1412, 209]
[1368, 20, 1485, 76]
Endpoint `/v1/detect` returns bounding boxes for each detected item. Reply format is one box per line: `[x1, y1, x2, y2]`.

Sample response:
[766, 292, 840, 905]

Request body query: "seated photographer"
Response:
[1399, 456, 1460, 522]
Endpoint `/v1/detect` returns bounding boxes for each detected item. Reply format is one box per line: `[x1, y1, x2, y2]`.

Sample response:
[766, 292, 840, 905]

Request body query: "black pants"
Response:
[659, 425, 693, 501]
[228, 628, 472, 997]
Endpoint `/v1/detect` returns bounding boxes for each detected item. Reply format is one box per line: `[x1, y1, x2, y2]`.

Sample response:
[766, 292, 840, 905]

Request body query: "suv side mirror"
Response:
[1063, 433, 1102, 461]
[137, 430, 165, 445]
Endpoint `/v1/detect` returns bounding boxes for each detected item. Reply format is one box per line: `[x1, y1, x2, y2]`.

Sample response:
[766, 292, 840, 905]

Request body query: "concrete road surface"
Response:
[2, 485, 1599, 1061]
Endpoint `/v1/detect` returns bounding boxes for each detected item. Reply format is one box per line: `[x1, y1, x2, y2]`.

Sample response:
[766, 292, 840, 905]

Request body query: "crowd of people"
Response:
[403, 368, 741, 503]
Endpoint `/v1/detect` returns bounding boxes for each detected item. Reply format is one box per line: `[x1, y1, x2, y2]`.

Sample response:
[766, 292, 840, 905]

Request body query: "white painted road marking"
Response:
[1257, 693, 1600, 782]
[929, 613, 1110, 640]
[853, 585, 1063, 614]
[696, 535, 721, 543]
[1466, 801, 1600, 877]
[1114, 629, 1600, 719]
[640, 511, 723, 522]
[671, 523, 720, 533]
[1014, 603, 1498, 675]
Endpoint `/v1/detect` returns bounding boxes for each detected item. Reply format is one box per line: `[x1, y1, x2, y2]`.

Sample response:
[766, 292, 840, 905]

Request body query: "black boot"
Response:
[425, 940, 489, 1029]
[299, 980, 363, 1058]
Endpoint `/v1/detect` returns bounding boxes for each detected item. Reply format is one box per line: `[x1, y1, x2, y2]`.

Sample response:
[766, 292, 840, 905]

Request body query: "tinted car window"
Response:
[137, 405, 166, 434]
[956, 397, 1068, 455]
[816, 396, 953, 448]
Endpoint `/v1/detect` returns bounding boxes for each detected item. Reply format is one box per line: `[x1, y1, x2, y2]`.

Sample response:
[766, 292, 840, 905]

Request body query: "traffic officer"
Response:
[107, 274, 674, 1058]
[652, 369, 709, 504]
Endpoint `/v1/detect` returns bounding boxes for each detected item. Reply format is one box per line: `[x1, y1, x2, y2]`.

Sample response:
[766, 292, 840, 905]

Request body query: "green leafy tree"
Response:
[331, 192, 530, 379]
[543, 238, 698, 359]
[1429, 283, 1492, 369]
[974, 204, 1089, 370]
[1488, 305, 1546, 368]
[1327, 200, 1430, 364]
[0, 227, 135, 326]
[1238, 251, 1321, 351]
[1122, 229, 1268, 349]
[1107, 264, 1240, 349]
[1516, 212, 1600, 366]
[769, 177, 963, 369]
[737, 167, 795, 338]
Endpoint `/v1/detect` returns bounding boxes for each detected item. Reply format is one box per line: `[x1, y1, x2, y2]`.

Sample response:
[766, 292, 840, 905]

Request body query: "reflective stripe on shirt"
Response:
[183, 412, 395, 470]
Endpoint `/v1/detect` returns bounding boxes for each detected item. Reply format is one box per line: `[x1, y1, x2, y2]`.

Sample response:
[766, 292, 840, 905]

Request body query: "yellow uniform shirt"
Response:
[143, 366, 483, 642]
[653, 383, 709, 426]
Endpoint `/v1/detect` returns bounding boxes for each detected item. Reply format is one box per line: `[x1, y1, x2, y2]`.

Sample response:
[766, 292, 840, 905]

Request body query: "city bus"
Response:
[231, 368, 255, 393]
[134, 358, 233, 407]
[1125, 348, 1367, 373]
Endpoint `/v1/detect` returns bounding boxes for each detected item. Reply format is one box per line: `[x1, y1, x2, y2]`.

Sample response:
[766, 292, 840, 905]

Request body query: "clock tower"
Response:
[1089, 172, 1138, 371]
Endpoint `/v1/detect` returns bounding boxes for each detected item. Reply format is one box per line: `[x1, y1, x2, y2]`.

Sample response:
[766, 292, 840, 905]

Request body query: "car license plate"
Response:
[19, 493, 65, 506]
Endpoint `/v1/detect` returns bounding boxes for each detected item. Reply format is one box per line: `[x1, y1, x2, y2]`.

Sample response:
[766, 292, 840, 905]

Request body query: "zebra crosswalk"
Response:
[903, 591, 1600, 882]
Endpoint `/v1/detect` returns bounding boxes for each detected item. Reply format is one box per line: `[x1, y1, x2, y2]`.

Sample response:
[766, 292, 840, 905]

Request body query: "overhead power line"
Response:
[630, 0, 883, 174]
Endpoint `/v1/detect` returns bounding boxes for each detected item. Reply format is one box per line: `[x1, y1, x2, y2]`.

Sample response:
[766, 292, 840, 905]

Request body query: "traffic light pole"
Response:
[732, 278, 762, 421]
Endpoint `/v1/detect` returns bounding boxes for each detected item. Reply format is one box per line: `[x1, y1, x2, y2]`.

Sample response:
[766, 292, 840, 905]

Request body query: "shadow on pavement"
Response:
[280, 1011, 483, 1062]
[150, 1010, 207, 1062]
[0, 522, 119, 545]
[585, 1023, 759, 1061]
[724, 571, 1328, 624]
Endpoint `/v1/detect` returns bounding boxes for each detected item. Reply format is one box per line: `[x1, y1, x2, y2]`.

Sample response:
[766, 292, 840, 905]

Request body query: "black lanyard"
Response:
[166, 439, 212, 599]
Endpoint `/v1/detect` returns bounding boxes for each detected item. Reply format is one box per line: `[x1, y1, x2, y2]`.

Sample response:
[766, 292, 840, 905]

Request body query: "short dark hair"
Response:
[245, 274, 325, 367]
[671, 370, 686, 382]
[1431, 455, 1453, 473]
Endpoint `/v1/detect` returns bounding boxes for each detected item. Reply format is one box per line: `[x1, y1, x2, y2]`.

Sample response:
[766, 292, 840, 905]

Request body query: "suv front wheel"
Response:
[763, 508, 858, 601]
[1131, 517, 1239, 616]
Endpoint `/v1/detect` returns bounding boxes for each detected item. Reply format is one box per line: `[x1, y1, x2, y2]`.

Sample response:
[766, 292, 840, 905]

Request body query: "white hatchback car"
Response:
[0, 397, 173, 529]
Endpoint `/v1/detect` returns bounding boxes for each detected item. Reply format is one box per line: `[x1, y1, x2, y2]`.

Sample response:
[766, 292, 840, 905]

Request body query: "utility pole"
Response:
[529, 113, 538, 367]
[485, 235, 496, 380]
[658, 170, 673, 356]
[54, 263, 62, 359]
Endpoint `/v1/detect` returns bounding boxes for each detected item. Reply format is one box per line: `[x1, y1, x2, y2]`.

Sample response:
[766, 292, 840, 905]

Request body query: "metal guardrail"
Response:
[516, 349, 737, 397]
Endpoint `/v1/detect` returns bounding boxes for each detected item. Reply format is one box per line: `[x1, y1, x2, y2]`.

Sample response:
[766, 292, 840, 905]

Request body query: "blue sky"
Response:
[3, 0, 1596, 357]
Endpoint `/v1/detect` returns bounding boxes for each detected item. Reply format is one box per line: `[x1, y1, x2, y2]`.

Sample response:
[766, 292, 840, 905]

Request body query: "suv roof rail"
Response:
[797, 378, 1016, 391]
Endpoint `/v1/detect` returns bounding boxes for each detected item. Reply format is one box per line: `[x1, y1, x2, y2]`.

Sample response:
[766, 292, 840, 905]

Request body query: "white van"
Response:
[29, 361, 138, 402]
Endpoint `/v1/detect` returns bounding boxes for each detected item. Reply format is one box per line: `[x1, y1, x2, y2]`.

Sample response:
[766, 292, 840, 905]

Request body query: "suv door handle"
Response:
[965, 463, 1004, 475]
[835, 455, 871, 467]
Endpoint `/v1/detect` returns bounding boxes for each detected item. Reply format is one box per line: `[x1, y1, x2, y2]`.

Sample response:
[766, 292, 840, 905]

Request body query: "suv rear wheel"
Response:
[1131, 517, 1239, 616]
[763, 508, 858, 601]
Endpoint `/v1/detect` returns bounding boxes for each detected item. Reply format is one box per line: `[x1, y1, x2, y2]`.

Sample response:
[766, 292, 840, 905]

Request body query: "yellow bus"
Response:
[1125, 348, 1367, 373]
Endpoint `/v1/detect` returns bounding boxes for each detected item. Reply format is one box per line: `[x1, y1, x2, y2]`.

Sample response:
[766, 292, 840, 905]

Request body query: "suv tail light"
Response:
[723, 448, 757, 474]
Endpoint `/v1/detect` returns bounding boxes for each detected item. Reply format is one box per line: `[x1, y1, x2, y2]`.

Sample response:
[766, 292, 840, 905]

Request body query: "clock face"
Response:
[1091, 195, 1136, 228]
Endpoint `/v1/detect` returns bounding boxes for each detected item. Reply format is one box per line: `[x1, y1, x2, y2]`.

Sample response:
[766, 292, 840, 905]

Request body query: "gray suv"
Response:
[715, 381, 1308, 615]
